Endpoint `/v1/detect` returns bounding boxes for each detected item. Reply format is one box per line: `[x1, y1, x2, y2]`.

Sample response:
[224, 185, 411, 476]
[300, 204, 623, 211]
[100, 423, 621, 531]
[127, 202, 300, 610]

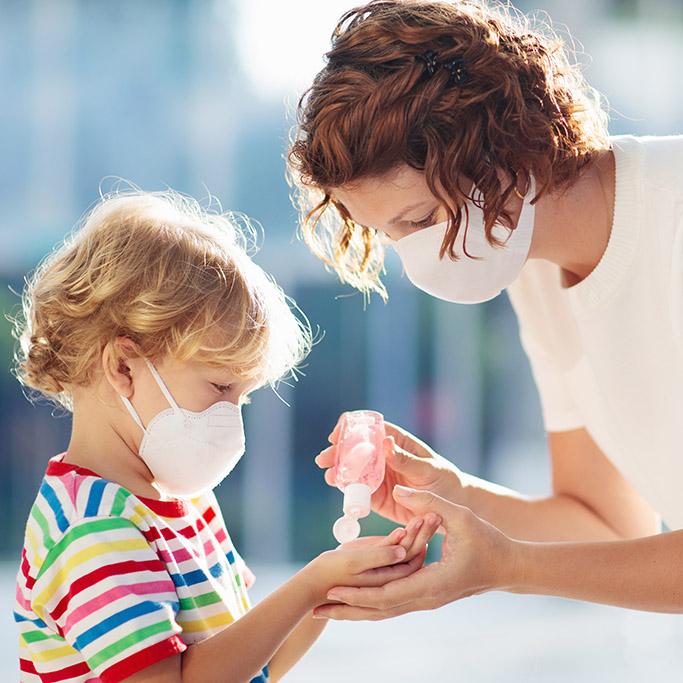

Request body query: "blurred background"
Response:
[1, 0, 683, 680]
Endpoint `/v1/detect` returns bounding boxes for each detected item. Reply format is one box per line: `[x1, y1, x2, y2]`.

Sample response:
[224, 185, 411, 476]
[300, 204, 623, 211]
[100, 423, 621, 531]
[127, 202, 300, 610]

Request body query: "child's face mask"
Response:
[392, 184, 535, 304]
[121, 360, 246, 499]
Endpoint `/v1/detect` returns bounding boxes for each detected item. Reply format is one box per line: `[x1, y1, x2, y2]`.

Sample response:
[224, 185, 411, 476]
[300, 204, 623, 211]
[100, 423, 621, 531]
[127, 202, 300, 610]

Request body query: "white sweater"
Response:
[507, 135, 683, 530]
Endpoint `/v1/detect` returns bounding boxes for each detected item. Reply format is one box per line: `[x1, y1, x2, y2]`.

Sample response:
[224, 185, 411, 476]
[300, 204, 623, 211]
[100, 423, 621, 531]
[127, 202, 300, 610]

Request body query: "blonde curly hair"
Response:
[288, 0, 610, 298]
[13, 188, 311, 410]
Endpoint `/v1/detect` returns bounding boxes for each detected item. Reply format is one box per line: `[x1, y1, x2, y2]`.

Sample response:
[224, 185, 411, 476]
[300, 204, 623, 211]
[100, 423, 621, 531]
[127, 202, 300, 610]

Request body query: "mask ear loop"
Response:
[120, 359, 185, 433]
[121, 395, 145, 432]
[144, 359, 184, 416]
[515, 176, 536, 236]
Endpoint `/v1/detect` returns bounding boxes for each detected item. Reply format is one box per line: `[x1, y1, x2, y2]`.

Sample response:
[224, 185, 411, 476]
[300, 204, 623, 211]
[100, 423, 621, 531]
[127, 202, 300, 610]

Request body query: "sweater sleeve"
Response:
[517, 326, 585, 432]
[507, 262, 585, 433]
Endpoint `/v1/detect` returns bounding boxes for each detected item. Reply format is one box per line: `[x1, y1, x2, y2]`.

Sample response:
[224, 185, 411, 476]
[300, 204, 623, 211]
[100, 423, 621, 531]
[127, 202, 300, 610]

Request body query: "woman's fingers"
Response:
[384, 435, 437, 479]
[384, 421, 433, 459]
[313, 601, 415, 622]
[323, 468, 335, 486]
[392, 486, 460, 529]
[328, 417, 345, 444]
[324, 566, 433, 613]
[314, 444, 337, 485]
[315, 445, 336, 468]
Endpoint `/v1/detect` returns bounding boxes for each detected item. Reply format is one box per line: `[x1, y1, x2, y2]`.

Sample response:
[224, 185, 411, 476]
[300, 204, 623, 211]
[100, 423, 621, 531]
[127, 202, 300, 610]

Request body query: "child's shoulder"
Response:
[25, 454, 188, 562]
[34, 454, 143, 528]
[29, 454, 224, 542]
[20, 455, 153, 588]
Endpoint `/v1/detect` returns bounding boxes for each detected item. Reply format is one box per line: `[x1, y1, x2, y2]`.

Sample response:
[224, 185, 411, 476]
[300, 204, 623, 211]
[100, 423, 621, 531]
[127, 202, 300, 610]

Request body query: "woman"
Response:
[288, 0, 683, 618]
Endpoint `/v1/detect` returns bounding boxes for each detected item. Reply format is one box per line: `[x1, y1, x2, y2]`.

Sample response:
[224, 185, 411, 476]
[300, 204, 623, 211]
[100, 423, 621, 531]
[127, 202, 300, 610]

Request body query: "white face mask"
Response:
[392, 184, 535, 304]
[121, 360, 246, 499]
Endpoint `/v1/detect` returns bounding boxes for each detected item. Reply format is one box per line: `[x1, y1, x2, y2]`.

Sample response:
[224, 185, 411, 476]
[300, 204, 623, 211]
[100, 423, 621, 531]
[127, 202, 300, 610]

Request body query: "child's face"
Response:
[132, 355, 258, 426]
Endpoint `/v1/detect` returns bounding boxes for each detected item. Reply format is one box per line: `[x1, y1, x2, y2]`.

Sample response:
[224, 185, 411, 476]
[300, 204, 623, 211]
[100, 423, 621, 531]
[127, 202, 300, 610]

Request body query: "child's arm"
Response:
[268, 514, 439, 681]
[123, 518, 435, 683]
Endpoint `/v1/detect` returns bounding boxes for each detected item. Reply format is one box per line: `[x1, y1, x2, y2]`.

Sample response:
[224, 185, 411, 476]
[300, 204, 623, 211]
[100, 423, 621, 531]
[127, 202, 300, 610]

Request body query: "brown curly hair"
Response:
[288, 0, 610, 297]
[13, 189, 311, 410]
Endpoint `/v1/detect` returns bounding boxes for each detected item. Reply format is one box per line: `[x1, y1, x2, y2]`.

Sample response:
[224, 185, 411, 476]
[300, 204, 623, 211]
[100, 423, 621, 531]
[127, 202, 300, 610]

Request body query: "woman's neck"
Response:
[529, 150, 615, 287]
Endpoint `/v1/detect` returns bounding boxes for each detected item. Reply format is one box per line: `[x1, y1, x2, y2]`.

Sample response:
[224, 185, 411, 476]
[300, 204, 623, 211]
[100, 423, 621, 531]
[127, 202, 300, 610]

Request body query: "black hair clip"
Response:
[415, 50, 440, 76]
[416, 50, 468, 86]
[443, 56, 468, 85]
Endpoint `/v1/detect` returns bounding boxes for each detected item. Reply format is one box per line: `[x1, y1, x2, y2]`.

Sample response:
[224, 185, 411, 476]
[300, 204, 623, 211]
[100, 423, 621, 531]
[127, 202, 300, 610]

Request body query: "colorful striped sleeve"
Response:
[28, 515, 186, 682]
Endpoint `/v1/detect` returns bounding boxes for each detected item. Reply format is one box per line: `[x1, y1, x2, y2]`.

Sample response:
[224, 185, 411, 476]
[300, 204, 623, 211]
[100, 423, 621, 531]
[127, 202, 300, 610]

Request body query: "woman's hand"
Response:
[312, 487, 518, 621]
[316, 418, 464, 526]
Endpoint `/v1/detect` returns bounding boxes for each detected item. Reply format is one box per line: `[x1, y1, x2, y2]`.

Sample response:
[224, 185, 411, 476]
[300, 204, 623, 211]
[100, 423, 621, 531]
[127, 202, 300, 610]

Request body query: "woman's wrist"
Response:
[454, 469, 479, 508]
[496, 537, 530, 594]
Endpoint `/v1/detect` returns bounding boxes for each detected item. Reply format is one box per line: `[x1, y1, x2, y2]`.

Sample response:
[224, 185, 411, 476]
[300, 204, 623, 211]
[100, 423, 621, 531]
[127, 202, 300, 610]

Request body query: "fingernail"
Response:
[312, 612, 329, 620]
[327, 593, 341, 602]
[394, 485, 414, 497]
[413, 518, 424, 530]
[395, 546, 406, 559]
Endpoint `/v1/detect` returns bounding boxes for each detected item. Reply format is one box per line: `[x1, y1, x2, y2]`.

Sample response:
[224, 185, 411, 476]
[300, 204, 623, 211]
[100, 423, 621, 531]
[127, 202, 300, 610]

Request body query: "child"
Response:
[12, 189, 436, 682]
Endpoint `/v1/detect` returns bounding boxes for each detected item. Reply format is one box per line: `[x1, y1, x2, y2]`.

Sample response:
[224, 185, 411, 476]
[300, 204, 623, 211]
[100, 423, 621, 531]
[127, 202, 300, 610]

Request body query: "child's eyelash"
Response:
[212, 384, 231, 392]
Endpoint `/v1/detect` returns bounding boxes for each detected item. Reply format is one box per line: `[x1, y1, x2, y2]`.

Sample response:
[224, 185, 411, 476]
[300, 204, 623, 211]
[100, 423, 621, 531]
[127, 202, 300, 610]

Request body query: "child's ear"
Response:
[102, 337, 142, 398]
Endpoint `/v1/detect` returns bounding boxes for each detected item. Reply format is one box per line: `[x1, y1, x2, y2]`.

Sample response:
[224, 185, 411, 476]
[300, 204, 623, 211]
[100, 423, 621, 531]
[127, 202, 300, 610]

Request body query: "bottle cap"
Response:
[333, 514, 361, 544]
[342, 483, 372, 519]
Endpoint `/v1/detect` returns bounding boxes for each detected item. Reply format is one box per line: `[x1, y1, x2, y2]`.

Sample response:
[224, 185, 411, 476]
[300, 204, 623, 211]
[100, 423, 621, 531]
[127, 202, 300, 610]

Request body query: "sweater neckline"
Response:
[563, 135, 642, 313]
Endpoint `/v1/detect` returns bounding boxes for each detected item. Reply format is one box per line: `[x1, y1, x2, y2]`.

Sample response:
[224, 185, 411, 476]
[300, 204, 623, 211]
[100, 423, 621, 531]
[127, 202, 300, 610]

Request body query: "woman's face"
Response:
[333, 165, 450, 241]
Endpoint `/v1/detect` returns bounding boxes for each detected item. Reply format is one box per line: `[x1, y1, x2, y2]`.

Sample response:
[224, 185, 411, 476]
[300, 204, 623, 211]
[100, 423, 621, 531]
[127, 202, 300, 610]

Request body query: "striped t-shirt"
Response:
[15, 454, 268, 682]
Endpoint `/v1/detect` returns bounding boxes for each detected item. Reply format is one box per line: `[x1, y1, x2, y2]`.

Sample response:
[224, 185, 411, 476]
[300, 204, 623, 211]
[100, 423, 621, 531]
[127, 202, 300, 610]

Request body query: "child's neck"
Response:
[66, 393, 165, 500]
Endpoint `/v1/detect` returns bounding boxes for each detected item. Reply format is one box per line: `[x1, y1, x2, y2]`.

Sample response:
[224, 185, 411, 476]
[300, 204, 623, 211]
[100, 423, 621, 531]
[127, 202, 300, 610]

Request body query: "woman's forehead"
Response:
[334, 167, 434, 222]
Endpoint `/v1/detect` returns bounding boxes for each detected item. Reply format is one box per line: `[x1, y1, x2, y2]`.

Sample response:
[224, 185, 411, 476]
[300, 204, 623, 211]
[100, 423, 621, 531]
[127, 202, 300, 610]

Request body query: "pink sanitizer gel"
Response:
[332, 410, 386, 544]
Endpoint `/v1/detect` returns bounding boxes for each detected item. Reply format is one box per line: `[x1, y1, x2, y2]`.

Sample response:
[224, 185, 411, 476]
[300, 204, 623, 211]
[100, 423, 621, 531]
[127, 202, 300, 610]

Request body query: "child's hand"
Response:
[394, 513, 441, 563]
[300, 536, 409, 609]
[340, 514, 440, 565]
[300, 516, 440, 608]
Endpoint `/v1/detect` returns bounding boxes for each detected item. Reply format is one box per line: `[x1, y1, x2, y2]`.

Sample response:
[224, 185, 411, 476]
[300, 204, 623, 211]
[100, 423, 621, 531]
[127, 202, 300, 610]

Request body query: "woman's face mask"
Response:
[121, 360, 246, 499]
[392, 186, 535, 304]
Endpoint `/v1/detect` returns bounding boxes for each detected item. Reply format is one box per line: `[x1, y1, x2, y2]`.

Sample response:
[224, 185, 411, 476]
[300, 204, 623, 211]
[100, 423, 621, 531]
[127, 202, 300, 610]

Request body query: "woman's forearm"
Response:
[510, 530, 683, 613]
[458, 472, 625, 542]
[451, 429, 659, 543]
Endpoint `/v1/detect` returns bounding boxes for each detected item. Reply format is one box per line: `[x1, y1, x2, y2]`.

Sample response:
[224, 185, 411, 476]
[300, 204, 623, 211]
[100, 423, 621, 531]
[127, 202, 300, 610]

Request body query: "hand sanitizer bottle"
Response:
[332, 410, 386, 544]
